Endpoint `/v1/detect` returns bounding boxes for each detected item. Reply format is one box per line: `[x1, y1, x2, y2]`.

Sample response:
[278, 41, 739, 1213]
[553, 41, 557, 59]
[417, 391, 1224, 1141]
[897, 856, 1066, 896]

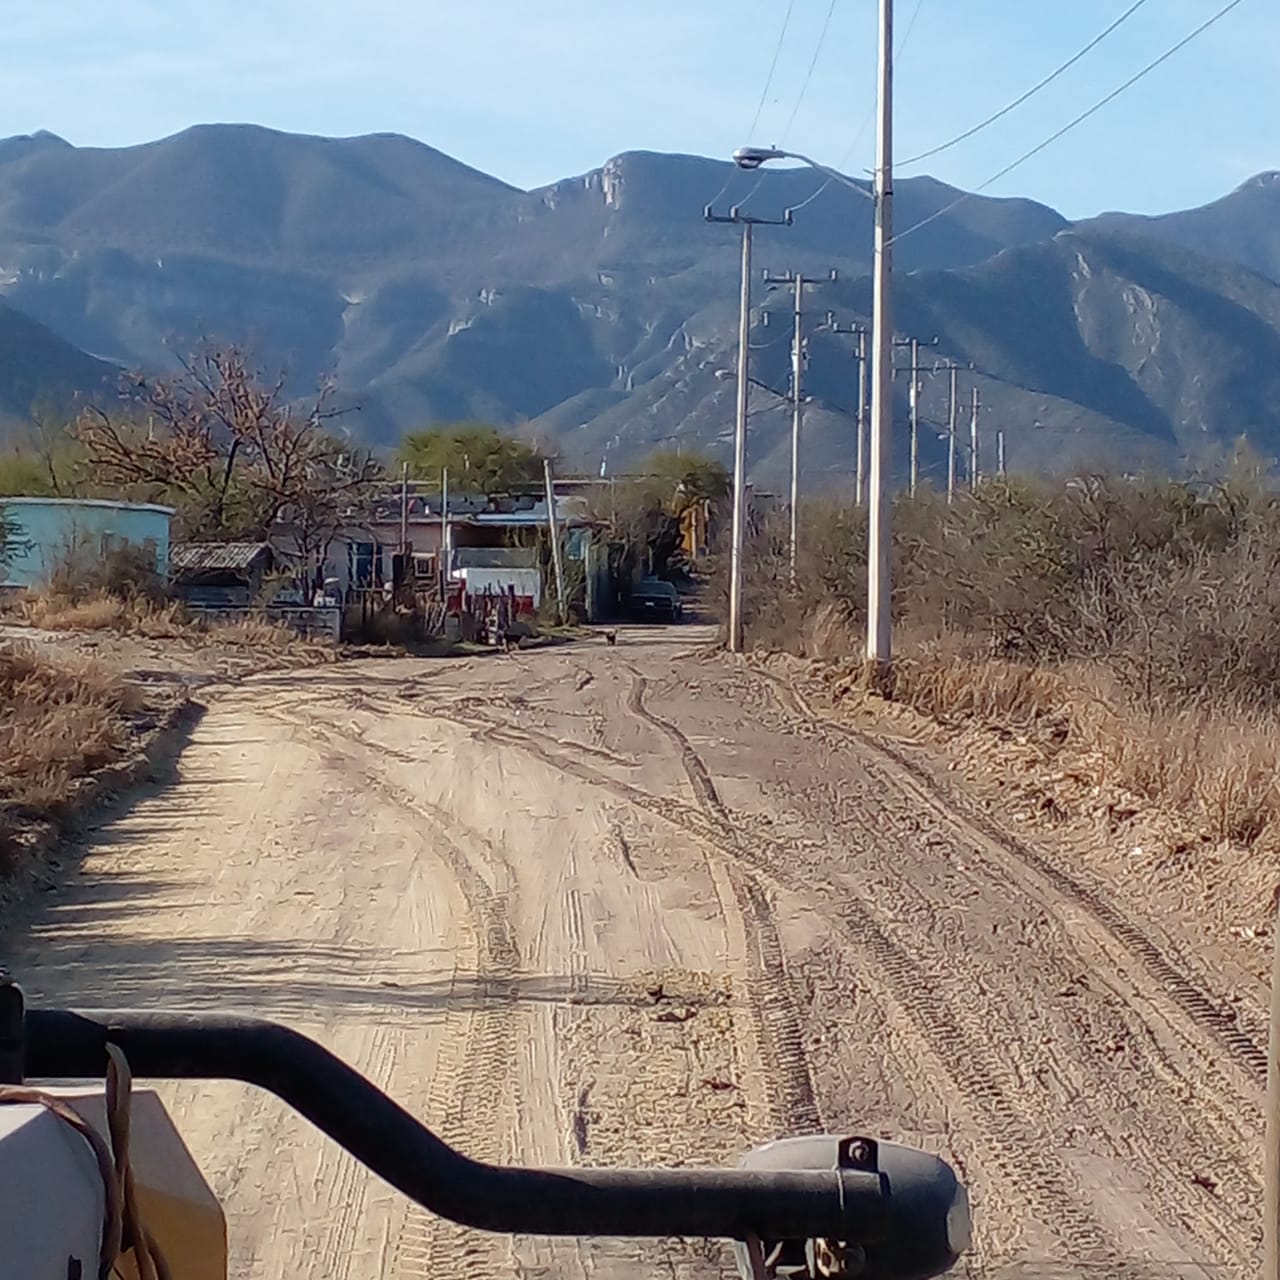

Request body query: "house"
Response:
[312, 486, 600, 596]
[0, 497, 173, 590]
[170, 542, 277, 607]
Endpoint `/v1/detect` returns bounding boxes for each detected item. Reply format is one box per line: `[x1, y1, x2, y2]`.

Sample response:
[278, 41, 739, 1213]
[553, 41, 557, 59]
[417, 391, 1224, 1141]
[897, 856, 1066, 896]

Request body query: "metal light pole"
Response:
[790, 274, 803, 585]
[731, 220, 751, 651]
[732, 4, 894, 678]
[865, 0, 895, 682]
[705, 204, 791, 652]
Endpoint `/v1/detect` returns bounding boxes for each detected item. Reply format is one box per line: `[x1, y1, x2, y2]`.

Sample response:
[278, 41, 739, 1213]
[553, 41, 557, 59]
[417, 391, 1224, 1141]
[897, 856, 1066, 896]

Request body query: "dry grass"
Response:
[0, 643, 144, 873]
[735, 474, 1280, 856]
[848, 642, 1280, 850]
[19, 590, 309, 650]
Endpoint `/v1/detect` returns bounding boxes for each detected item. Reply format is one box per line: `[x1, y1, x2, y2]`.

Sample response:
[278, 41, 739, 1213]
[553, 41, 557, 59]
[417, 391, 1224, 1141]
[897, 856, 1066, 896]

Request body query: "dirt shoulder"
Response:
[0, 620, 342, 911]
[753, 647, 1275, 1017]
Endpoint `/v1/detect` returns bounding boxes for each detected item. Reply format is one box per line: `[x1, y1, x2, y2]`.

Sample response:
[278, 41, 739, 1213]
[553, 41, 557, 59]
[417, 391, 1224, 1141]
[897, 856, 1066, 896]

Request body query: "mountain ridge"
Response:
[0, 125, 1277, 483]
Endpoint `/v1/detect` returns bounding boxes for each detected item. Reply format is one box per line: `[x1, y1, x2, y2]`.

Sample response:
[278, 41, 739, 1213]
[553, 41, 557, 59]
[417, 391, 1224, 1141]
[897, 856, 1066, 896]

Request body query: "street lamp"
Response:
[732, 0, 894, 687]
[732, 147, 876, 204]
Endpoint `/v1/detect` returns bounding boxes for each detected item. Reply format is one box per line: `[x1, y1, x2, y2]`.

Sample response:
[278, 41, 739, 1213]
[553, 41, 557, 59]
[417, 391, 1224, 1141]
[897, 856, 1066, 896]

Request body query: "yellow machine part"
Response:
[49, 1084, 228, 1280]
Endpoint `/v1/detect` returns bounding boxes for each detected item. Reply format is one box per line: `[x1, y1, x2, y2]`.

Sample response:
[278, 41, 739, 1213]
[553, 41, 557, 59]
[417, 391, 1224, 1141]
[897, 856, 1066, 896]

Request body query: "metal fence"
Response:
[185, 604, 342, 642]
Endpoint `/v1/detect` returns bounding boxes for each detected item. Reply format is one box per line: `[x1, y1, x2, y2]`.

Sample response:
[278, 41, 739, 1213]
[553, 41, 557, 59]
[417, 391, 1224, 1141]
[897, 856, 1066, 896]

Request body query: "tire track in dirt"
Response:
[744, 669, 1261, 1272]
[759, 669, 1269, 1089]
[263, 704, 520, 1280]
[625, 671, 822, 1136]
[613, 676, 1124, 1266]
[393, 683, 1141, 1263]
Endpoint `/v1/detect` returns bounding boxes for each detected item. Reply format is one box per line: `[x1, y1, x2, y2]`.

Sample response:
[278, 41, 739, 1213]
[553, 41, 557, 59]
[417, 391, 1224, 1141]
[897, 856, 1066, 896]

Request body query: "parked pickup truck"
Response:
[628, 578, 683, 623]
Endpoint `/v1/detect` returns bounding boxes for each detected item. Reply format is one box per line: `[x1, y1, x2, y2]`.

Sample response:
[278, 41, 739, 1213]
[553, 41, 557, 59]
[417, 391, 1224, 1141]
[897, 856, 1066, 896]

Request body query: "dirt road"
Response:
[1, 627, 1264, 1278]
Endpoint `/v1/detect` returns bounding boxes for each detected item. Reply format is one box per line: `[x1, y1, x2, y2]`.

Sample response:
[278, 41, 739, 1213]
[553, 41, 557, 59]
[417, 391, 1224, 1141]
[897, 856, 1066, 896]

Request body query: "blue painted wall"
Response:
[0, 498, 173, 588]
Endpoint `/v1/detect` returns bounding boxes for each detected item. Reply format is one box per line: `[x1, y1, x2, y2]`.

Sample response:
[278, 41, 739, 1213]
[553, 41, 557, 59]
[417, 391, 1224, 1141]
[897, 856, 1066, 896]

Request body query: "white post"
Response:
[440, 466, 449, 601]
[947, 364, 958, 504]
[543, 458, 567, 625]
[866, 0, 895, 682]
[855, 328, 868, 508]
[969, 387, 980, 492]
[996, 429, 1006, 478]
[789, 273, 803, 588]
[908, 336, 919, 498]
[729, 220, 753, 653]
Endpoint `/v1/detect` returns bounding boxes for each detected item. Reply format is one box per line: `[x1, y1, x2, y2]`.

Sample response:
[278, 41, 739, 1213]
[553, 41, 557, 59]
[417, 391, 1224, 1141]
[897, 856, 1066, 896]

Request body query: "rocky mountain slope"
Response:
[0, 124, 1276, 484]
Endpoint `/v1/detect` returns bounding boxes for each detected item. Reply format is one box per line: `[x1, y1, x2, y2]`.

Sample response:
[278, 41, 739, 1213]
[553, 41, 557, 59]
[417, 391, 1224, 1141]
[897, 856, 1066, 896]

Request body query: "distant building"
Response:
[0, 497, 173, 589]
[170, 542, 276, 607]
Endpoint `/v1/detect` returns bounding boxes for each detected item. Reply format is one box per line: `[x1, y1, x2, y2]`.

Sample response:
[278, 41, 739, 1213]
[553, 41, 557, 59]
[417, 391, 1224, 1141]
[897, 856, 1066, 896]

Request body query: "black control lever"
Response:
[13, 991, 969, 1278]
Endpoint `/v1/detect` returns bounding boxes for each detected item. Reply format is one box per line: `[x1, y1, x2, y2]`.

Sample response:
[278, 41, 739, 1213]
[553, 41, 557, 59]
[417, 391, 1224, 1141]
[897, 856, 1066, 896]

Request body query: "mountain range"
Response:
[1, 124, 1278, 486]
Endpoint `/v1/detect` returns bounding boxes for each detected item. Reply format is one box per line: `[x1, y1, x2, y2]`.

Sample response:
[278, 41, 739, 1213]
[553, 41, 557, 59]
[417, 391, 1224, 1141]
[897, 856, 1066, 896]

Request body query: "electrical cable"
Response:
[706, 0, 798, 210]
[899, 0, 1151, 168]
[780, 0, 840, 144]
[785, 0, 928, 214]
[889, 0, 1248, 248]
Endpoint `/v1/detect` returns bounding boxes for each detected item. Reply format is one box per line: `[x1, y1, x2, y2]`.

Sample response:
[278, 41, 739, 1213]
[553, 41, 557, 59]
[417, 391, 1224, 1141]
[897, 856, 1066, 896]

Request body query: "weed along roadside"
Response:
[0, 644, 201, 904]
[730, 472, 1280, 990]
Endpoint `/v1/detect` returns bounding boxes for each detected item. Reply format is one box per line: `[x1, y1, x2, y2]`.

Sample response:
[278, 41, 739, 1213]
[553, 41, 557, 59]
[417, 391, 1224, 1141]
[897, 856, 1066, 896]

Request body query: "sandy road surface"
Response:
[1, 626, 1264, 1278]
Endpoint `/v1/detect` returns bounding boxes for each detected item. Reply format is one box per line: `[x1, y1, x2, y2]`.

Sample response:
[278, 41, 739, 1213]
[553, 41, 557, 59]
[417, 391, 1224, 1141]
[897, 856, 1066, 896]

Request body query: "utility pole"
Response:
[856, 328, 868, 507]
[439, 466, 450, 602]
[908, 338, 920, 497]
[543, 458, 566, 625]
[764, 268, 837, 586]
[705, 204, 792, 652]
[946, 363, 958, 504]
[891, 336, 936, 498]
[400, 461, 410, 554]
[866, 0, 894, 682]
[822, 317, 869, 507]
[969, 386, 981, 492]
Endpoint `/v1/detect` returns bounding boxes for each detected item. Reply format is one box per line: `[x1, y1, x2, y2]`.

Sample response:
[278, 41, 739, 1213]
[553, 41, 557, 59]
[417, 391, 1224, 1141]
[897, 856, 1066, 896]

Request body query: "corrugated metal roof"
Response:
[170, 542, 273, 572]
[453, 547, 538, 569]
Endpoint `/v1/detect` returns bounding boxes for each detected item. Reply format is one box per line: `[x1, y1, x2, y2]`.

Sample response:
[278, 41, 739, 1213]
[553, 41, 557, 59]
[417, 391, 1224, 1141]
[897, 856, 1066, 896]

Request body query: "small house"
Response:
[170, 542, 276, 607]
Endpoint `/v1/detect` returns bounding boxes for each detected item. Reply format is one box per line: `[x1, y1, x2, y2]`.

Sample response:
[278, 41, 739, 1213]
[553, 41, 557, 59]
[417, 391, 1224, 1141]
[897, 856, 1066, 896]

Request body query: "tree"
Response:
[594, 448, 730, 580]
[73, 344, 383, 569]
[397, 424, 546, 492]
[0, 418, 86, 498]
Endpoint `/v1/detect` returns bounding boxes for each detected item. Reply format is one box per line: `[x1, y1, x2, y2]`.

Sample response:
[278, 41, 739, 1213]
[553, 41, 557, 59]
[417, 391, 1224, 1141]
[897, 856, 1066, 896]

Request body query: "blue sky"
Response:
[4, 0, 1274, 218]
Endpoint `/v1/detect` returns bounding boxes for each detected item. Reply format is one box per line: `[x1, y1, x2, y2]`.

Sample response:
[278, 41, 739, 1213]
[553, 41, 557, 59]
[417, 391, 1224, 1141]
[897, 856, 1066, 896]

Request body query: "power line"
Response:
[780, 0, 840, 145]
[747, 0, 799, 139]
[706, 0, 798, 210]
[786, 0, 929, 214]
[899, 0, 1152, 169]
[890, 0, 1249, 249]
